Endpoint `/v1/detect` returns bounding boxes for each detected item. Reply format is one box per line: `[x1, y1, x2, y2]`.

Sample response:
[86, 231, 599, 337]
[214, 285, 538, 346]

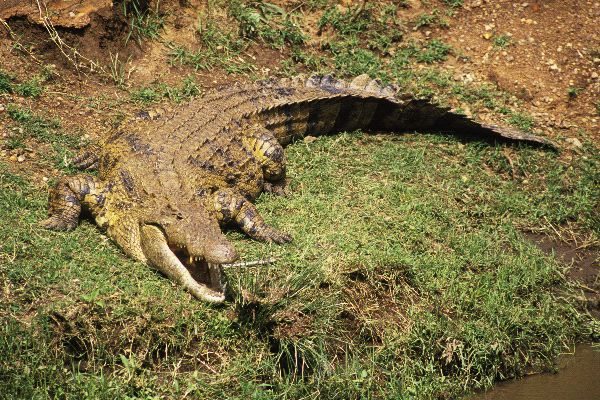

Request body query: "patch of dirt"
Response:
[525, 232, 600, 318]
[441, 0, 599, 142]
[0, 0, 112, 28]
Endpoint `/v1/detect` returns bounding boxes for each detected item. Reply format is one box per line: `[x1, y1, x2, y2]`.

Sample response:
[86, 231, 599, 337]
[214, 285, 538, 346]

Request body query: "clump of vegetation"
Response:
[167, 10, 255, 74]
[414, 9, 449, 29]
[228, 0, 306, 48]
[5, 105, 82, 171]
[567, 86, 582, 99]
[121, 0, 165, 45]
[130, 75, 201, 103]
[443, 0, 464, 7]
[493, 34, 512, 48]
[0, 69, 44, 98]
[416, 39, 453, 63]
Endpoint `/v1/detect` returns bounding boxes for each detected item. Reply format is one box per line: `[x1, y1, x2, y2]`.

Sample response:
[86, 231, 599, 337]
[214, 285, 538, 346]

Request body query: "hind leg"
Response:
[243, 126, 288, 195]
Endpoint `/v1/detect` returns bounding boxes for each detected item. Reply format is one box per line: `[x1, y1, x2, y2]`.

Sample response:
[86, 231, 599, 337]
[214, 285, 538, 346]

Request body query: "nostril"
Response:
[207, 243, 238, 264]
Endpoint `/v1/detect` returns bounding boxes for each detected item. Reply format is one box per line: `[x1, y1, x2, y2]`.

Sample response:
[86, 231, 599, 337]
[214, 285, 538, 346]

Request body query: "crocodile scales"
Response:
[41, 74, 551, 302]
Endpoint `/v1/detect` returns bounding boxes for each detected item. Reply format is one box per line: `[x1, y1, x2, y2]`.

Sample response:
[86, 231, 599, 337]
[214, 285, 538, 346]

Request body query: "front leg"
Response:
[72, 145, 101, 170]
[40, 175, 103, 230]
[212, 189, 292, 244]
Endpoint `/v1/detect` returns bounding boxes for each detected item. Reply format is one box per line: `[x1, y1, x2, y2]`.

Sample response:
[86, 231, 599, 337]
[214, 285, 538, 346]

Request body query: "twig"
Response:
[222, 258, 276, 268]
[34, 0, 108, 77]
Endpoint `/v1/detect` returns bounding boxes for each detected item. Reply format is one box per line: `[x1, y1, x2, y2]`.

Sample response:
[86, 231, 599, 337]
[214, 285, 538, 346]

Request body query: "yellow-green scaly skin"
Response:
[41, 75, 551, 302]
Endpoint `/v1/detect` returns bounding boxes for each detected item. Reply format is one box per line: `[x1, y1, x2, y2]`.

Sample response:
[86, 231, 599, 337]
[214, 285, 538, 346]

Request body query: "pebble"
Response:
[0, 104, 4, 112]
[17, 155, 26, 162]
[565, 137, 583, 149]
[303, 136, 318, 143]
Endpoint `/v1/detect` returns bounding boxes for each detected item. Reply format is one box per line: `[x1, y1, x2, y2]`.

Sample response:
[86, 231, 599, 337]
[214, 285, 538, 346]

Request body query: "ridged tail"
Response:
[263, 74, 554, 148]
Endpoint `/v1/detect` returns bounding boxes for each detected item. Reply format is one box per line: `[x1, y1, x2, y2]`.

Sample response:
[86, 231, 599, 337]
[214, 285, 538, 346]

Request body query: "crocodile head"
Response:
[138, 205, 238, 303]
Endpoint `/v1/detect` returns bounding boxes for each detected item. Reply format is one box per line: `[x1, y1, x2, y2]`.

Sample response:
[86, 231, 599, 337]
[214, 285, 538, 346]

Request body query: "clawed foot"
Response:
[40, 216, 78, 231]
[254, 225, 292, 244]
[72, 147, 100, 170]
[264, 179, 290, 197]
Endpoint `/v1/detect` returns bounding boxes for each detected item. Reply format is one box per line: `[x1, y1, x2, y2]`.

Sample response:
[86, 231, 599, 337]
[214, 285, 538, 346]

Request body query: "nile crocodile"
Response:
[41, 74, 551, 302]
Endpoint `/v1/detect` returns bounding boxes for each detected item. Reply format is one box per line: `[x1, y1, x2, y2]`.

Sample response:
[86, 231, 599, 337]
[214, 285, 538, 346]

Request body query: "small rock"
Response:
[69, 12, 76, 18]
[565, 137, 583, 149]
[0, 104, 4, 112]
[42, 176, 49, 182]
[592, 72, 599, 79]
[483, 32, 493, 40]
[303, 136, 318, 143]
[17, 155, 26, 162]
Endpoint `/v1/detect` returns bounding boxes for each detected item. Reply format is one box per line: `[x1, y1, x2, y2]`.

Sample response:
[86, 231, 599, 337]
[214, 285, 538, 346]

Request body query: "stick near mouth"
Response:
[140, 225, 226, 303]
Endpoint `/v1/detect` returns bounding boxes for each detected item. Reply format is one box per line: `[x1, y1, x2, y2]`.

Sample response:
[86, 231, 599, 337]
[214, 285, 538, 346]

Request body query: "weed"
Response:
[493, 34, 512, 48]
[108, 52, 133, 87]
[0, 69, 13, 93]
[5, 104, 82, 171]
[416, 39, 452, 63]
[168, 9, 256, 75]
[0, 69, 44, 98]
[130, 86, 161, 103]
[130, 76, 201, 104]
[414, 10, 449, 29]
[508, 111, 535, 132]
[330, 40, 383, 77]
[318, 4, 373, 35]
[443, 0, 464, 7]
[228, 1, 306, 48]
[122, 0, 164, 45]
[567, 86, 582, 98]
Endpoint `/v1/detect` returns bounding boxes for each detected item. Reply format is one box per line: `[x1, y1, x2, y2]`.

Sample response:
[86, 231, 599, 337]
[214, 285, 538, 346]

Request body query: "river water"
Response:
[472, 344, 600, 400]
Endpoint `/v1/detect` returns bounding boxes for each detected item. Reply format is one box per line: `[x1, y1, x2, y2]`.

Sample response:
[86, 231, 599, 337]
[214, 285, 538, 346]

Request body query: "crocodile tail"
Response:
[281, 74, 553, 148]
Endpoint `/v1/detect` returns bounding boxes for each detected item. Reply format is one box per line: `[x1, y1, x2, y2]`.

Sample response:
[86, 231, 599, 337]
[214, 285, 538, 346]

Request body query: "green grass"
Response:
[492, 34, 512, 49]
[414, 10, 449, 29]
[130, 76, 201, 104]
[4, 104, 83, 171]
[0, 68, 44, 98]
[167, 8, 256, 75]
[1, 131, 598, 399]
[2, 1, 599, 398]
[121, 0, 165, 45]
[228, 0, 306, 48]
[443, 0, 464, 8]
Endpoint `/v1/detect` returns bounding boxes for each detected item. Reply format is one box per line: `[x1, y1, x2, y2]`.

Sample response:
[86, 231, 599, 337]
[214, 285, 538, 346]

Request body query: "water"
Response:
[473, 344, 600, 400]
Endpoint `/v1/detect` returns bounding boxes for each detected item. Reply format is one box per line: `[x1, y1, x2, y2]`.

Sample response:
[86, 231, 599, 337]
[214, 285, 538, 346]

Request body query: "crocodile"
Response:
[41, 74, 551, 302]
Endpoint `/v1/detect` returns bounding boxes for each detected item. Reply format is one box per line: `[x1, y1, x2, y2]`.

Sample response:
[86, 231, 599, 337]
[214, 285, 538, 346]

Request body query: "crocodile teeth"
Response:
[189, 255, 194, 265]
[207, 263, 222, 290]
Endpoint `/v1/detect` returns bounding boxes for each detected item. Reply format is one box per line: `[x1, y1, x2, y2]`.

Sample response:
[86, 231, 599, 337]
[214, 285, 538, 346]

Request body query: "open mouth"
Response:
[139, 224, 227, 303]
[169, 244, 225, 296]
